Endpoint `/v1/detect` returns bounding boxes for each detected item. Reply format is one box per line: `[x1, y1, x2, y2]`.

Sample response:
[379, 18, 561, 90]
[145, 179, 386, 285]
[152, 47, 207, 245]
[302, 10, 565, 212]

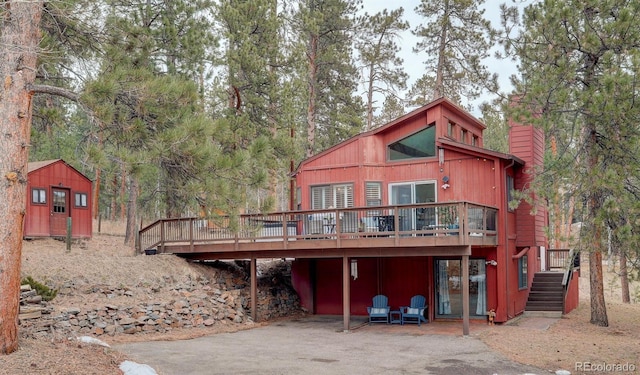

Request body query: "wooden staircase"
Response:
[525, 272, 565, 316]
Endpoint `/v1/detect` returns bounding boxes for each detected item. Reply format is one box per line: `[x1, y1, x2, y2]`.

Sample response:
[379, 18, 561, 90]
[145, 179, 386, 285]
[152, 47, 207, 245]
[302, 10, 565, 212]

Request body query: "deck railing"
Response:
[138, 201, 498, 253]
[546, 248, 575, 271]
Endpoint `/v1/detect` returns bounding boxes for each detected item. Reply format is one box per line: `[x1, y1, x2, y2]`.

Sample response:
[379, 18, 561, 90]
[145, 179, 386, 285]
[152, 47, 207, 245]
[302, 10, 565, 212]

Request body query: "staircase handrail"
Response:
[561, 249, 580, 286]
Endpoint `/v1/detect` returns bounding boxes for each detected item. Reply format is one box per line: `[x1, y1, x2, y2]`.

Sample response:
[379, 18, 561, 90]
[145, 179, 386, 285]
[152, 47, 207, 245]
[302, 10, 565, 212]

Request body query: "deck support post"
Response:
[462, 252, 470, 336]
[342, 256, 351, 332]
[251, 257, 257, 322]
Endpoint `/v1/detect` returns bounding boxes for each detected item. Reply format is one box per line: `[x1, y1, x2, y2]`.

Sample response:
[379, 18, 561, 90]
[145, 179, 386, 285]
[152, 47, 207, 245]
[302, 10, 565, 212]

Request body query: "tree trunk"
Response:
[619, 252, 630, 304]
[589, 248, 608, 326]
[0, 0, 44, 355]
[549, 136, 562, 248]
[586, 146, 608, 326]
[124, 175, 139, 248]
[306, 33, 318, 158]
[91, 131, 103, 220]
[109, 174, 118, 221]
[92, 168, 101, 219]
[120, 164, 126, 221]
[583, 52, 608, 327]
[366, 61, 375, 131]
[433, 0, 450, 100]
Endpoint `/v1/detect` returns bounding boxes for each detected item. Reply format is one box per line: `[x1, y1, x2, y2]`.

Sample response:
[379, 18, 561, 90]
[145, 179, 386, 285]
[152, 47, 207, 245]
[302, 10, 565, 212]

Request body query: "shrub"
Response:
[21, 276, 58, 301]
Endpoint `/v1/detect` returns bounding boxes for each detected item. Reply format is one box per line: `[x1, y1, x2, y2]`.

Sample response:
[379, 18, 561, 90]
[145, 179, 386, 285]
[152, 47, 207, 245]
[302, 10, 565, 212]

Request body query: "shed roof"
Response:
[28, 159, 62, 173]
[27, 159, 93, 182]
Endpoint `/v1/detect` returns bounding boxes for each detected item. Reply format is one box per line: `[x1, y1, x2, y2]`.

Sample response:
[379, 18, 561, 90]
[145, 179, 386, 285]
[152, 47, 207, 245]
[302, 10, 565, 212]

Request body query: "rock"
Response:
[75, 336, 110, 347]
[123, 326, 137, 334]
[119, 317, 136, 325]
[119, 360, 158, 375]
[19, 306, 42, 320]
[19, 259, 302, 340]
[65, 307, 81, 315]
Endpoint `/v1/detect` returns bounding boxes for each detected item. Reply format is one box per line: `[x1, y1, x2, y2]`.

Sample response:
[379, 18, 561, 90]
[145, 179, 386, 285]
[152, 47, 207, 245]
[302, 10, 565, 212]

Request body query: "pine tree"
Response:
[83, 0, 222, 225]
[373, 95, 406, 128]
[479, 102, 509, 153]
[405, 75, 439, 108]
[356, 8, 409, 131]
[215, 0, 293, 211]
[295, 0, 365, 157]
[0, 0, 45, 355]
[506, 0, 640, 326]
[411, 0, 497, 106]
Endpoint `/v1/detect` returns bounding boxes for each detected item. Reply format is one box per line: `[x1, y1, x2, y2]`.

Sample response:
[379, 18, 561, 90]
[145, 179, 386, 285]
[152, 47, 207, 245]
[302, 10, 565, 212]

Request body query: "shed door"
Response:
[50, 188, 70, 236]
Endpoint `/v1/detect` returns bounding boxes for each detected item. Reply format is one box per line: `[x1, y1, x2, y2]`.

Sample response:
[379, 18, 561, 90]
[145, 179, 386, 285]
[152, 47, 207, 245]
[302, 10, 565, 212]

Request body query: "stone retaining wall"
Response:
[20, 260, 301, 339]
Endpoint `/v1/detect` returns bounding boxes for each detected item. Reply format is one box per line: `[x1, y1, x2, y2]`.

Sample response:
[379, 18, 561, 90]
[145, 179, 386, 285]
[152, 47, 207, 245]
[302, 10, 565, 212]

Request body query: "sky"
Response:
[360, 0, 524, 115]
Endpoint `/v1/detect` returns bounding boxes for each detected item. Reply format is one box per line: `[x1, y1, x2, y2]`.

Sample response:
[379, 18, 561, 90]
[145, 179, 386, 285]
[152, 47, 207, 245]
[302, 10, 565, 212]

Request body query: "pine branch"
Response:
[28, 84, 79, 102]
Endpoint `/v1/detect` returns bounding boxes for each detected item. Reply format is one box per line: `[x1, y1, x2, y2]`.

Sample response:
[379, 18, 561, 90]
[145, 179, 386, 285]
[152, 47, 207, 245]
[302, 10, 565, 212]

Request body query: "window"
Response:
[506, 175, 515, 211]
[52, 190, 66, 213]
[388, 125, 436, 160]
[472, 135, 479, 146]
[365, 182, 382, 207]
[518, 255, 528, 289]
[32, 188, 46, 204]
[75, 192, 88, 208]
[311, 184, 353, 209]
[461, 129, 468, 144]
[447, 121, 454, 138]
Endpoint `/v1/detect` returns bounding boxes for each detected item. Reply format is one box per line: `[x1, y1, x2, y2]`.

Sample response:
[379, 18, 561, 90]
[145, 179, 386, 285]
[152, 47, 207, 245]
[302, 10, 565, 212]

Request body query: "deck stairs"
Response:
[524, 272, 564, 318]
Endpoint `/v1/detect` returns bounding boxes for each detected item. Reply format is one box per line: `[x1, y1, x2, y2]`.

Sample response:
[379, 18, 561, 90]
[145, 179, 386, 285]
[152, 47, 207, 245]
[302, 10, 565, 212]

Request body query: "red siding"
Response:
[564, 269, 580, 314]
[510, 124, 547, 247]
[291, 259, 314, 313]
[293, 252, 508, 321]
[297, 144, 501, 209]
[292, 98, 549, 323]
[298, 257, 431, 317]
[25, 160, 93, 239]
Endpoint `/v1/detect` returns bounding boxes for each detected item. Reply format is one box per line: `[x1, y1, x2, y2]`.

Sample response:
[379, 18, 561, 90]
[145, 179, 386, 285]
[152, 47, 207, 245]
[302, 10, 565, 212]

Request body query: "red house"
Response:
[24, 159, 93, 239]
[290, 97, 577, 326]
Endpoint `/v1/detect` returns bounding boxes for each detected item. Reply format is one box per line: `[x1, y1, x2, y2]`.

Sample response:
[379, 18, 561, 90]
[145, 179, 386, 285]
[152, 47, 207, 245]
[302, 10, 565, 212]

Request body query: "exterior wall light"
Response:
[441, 175, 450, 189]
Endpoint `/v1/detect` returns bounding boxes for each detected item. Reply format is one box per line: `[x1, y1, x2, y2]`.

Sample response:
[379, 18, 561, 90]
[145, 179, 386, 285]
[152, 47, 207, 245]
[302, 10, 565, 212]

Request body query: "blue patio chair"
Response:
[367, 294, 390, 324]
[400, 295, 428, 326]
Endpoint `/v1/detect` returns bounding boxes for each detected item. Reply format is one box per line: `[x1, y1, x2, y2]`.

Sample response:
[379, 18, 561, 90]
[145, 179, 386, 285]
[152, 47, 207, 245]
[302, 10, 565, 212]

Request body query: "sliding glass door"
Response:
[435, 259, 487, 318]
[389, 181, 436, 231]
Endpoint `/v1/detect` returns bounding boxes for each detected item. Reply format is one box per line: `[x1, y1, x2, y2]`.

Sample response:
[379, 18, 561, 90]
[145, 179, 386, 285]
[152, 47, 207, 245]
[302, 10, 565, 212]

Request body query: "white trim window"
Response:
[365, 182, 382, 207]
[32, 188, 46, 204]
[311, 184, 354, 209]
[75, 192, 88, 208]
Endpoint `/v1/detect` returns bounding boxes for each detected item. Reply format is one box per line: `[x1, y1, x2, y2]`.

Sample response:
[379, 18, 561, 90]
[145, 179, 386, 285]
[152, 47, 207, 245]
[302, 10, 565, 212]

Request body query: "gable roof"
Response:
[294, 97, 520, 174]
[370, 97, 487, 136]
[28, 159, 61, 173]
[27, 159, 93, 182]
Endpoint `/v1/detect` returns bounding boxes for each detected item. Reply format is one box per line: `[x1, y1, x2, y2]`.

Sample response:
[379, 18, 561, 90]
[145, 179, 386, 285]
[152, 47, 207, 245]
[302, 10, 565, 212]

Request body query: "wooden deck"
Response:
[138, 202, 498, 260]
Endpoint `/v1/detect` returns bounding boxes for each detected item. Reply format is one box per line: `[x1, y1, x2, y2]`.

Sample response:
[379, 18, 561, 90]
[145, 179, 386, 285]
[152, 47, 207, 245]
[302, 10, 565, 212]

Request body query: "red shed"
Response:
[24, 159, 93, 239]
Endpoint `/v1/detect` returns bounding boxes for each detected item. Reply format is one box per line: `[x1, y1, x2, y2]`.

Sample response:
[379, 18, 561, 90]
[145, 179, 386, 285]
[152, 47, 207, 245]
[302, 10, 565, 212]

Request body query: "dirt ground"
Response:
[3, 220, 640, 374]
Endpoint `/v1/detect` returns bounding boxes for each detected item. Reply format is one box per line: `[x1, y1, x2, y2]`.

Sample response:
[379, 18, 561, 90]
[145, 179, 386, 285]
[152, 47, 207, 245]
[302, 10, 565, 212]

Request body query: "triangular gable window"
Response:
[388, 124, 436, 161]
